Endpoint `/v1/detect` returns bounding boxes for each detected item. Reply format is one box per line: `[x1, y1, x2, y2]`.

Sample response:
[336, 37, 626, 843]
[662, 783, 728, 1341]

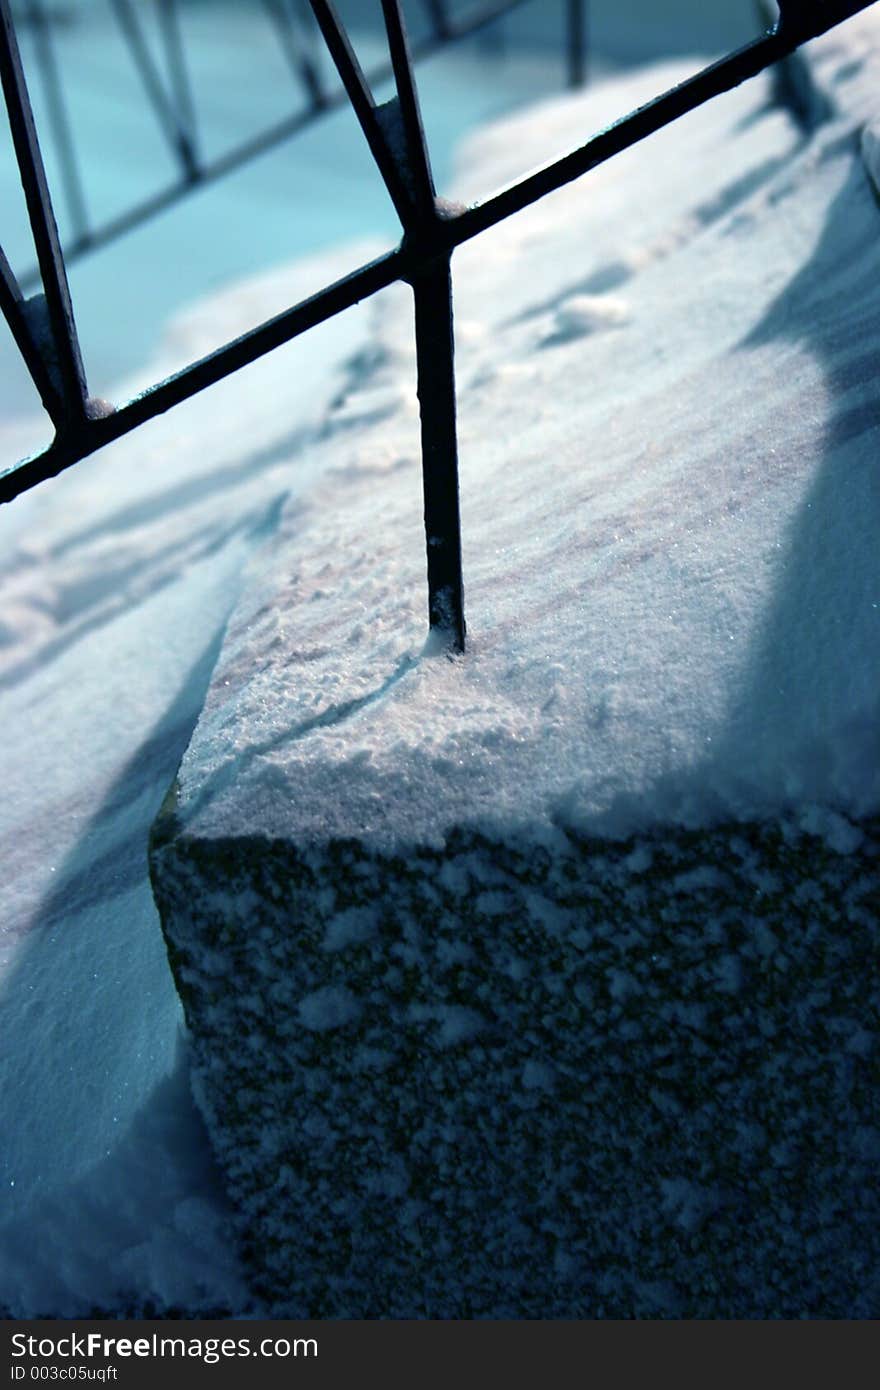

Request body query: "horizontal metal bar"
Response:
[0, 246, 405, 504]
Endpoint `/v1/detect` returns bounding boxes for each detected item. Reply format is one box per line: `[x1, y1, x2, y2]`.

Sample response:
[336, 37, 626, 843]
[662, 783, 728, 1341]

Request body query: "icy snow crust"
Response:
[151, 21, 880, 1318]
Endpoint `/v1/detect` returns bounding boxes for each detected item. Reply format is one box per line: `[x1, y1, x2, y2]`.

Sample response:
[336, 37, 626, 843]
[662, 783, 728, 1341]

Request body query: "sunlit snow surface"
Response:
[1, 6, 879, 1316]
[179, 50, 880, 850]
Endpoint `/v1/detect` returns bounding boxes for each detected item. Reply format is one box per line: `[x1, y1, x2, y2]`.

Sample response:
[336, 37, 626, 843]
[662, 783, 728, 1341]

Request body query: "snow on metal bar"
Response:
[0, 240, 64, 422]
[260, 0, 325, 108]
[380, 0, 437, 224]
[307, 0, 414, 226]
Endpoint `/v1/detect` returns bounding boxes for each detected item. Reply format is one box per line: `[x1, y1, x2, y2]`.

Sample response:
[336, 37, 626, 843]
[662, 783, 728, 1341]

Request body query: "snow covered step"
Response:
[149, 19, 880, 1315]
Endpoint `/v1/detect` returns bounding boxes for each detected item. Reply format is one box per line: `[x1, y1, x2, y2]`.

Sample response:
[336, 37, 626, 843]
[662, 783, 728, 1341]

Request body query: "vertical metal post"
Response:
[379, 0, 465, 651]
[566, 0, 587, 89]
[315, 0, 468, 651]
[412, 253, 465, 653]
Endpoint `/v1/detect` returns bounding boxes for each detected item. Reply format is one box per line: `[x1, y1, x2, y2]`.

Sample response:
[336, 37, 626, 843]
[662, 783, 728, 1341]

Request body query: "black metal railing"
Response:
[0, 0, 876, 655]
[11, 0, 585, 282]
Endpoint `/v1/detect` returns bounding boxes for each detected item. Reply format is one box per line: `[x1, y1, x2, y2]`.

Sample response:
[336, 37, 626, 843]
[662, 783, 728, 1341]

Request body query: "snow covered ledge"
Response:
[150, 21, 880, 1317]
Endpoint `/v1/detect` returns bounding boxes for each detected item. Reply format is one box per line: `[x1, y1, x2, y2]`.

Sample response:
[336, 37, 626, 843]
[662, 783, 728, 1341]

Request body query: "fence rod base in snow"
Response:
[412, 252, 466, 654]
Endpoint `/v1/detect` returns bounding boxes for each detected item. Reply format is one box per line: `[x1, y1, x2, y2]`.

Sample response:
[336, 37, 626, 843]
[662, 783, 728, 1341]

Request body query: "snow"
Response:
[1, 2, 879, 1319]
[863, 118, 880, 195]
[297, 985, 362, 1032]
[0, 4, 588, 1317]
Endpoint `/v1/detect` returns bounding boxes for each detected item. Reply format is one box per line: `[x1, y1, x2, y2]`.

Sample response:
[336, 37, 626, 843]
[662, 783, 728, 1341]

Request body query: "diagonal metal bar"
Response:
[157, 0, 199, 167]
[0, 0, 87, 422]
[108, 0, 197, 178]
[380, 0, 437, 225]
[6, 2, 874, 460]
[307, 0, 413, 225]
[260, 0, 325, 109]
[24, 0, 89, 244]
[0, 243, 64, 422]
[775, 0, 864, 38]
[285, 0, 327, 106]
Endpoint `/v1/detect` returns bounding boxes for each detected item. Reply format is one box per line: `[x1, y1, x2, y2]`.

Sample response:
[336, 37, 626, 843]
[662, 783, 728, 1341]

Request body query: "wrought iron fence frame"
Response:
[13, 0, 580, 281]
[0, 0, 876, 655]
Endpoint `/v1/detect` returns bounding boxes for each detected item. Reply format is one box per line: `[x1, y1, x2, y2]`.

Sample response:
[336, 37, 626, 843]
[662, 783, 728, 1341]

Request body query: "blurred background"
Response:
[1, 1, 774, 445]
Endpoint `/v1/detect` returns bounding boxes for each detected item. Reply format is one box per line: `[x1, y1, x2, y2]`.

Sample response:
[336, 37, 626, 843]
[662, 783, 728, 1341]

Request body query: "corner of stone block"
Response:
[149, 775, 185, 860]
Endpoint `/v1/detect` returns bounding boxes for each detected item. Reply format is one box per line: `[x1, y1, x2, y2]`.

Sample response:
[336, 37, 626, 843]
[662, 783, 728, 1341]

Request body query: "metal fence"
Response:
[0, 0, 876, 654]
[9, 0, 587, 283]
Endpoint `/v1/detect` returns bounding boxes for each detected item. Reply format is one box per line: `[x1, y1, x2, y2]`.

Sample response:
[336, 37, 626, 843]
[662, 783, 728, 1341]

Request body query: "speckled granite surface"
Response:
[150, 807, 879, 1317]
